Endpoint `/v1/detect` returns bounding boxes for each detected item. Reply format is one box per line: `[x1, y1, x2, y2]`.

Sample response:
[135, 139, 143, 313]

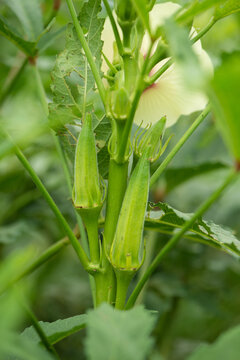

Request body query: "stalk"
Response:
[150, 104, 211, 187]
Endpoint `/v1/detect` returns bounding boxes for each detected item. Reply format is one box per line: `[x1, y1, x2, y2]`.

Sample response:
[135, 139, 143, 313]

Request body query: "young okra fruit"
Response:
[72, 113, 104, 265]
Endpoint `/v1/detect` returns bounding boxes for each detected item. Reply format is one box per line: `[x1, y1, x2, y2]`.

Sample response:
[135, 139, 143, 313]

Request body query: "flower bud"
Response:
[114, 0, 137, 26]
[134, 116, 167, 162]
[110, 150, 150, 272]
[72, 113, 103, 211]
[110, 87, 131, 122]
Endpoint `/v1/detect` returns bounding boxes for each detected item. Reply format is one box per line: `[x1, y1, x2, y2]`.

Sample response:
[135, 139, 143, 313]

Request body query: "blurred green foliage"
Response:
[0, 1, 240, 359]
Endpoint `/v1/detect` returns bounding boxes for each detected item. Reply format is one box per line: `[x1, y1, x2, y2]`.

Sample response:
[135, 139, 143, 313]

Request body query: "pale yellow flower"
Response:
[101, 2, 212, 128]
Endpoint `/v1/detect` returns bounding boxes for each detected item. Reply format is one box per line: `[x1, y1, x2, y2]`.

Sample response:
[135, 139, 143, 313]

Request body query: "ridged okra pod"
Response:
[110, 150, 150, 272]
[72, 113, 103, 266]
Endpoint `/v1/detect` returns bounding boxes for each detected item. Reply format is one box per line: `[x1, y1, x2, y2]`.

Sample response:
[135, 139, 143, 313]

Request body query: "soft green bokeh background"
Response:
[0, 1, 240, 359]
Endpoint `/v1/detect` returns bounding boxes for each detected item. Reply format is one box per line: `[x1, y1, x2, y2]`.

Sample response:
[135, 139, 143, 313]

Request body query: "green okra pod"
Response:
[110, 150, 150, 272]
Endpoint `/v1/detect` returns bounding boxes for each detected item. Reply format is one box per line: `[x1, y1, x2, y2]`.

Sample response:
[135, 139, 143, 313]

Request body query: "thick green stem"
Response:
[66, 0, 106, 108]
[150, 104, 211, 187]
[81, 210, 100, 265]
[126, 169, 238, 309]
[115, 271, 133, 310]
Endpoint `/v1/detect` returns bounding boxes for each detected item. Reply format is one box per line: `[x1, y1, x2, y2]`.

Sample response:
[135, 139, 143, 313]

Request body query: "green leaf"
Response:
[214, 0, 240, 21]
[85, 303, 156, 360]
[0, 16, 37, 56]
[2, 0, 44, 41]
[145, 202, 240, 257]
[49, 0, 111, 178]
[49, 0, 104, 130]
[164, 162, 228, 192]
[210, 52, 240, 161]
[186, 324, 240, 360]
[176, 0, 224, 24]
[22, 314, 87, 345]
[164, 18, 203, 89]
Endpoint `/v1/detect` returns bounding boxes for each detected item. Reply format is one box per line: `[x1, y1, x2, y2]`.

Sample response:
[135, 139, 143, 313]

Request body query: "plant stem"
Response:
[117, 43, 153, 162]
[148, 18, 217, 86]
[66, 0, 106, 108]
[102, 0, 123, 56]
[22, 302, 60, 359]
[192, 17, 216, 43]
[8, 138, 90, 270]
[115, 271, 133, 310]
[150, 104, 211, 187]
[0, 57, 28, 106]
[126, 169, 238, 309]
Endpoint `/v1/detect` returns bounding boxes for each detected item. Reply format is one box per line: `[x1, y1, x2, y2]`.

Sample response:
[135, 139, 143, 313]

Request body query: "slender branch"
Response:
[150, 104, 211, 187]
[192, 17, 216, 43]
[22, 302, 60, 359]
[66, 0, 106, 107]
[126, 169, 238, 309]
[102, 0, 123, 56]
[6, 136, 90, 270]
[148, 18, 217, 86]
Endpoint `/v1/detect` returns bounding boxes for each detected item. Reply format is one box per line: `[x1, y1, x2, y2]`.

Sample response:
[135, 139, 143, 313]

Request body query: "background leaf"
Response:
[164, 162, 228, 193]
[145, 202, 240, 257]
[186, 324, 240, 360]
[214, 0, 240, 21]
[85, 303, 156, 360]
[22, 314, 87, 345]
[2, 0, 43, 41]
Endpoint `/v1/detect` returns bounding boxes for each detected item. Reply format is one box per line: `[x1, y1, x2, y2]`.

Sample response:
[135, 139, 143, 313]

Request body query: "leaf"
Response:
[21, 314, 87, 345]
[85, 303, 156, 360]
[2, 0, 44, 41]
[49, 0, 111, 179]
[145, 202, 240, 257]
[210, 52, 240, 161]
[0, 16, 37, 56]
[214, 0, 240, 21]
[176, 0, 224, 24]
[49, 0, 104, 130]
[186, 324, 240, 360]
[164, 18, 203, 89]
[164, 162, 228, 192]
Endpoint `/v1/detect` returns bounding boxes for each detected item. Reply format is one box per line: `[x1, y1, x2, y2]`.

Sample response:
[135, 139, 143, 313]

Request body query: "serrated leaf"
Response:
[49, 0, 104, 130]
[145, 202, 240, 257]
[2, 0, 43, 41]
[186, 324, 240, 360]
[21, 314, 87, 345]
[165, 162, 228, 192]
[85, 303, 156, 360]
[0, 16, 37, 56]
[214, 0, 240, 21]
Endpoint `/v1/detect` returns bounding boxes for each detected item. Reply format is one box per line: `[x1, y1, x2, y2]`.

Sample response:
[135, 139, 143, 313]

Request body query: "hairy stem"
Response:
[126, 169, 238, 308]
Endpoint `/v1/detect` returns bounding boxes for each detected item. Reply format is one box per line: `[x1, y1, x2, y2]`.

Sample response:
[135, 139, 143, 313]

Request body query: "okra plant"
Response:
[0, 0, 240, 359]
